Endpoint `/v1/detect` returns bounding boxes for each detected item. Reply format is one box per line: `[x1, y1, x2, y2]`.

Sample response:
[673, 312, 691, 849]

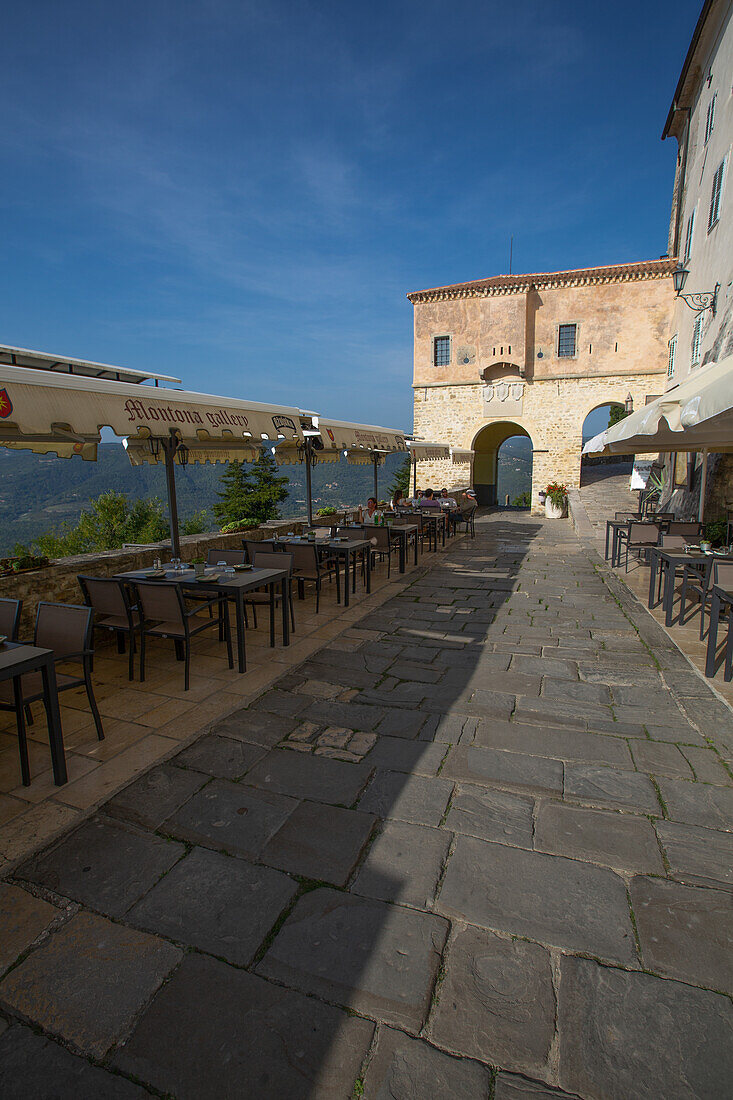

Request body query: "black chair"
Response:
[207, 548, 247, 567]
[78, 575, 139, 681]
[0, 597, 22, 641]
[247, 550, 296, 631]
[0, 602, 104, 784]
[619, 522, 660, 571]
[132, 581, 232, 691]
[284, 542, 337, 612]
[681, 559, 733, 640]
[368, 526, 399, 578]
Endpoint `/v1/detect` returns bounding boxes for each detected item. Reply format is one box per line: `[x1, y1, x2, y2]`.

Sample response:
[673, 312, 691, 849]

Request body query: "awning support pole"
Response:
[373, 453, 379, 500]
[699, 450, 708, 525]
[162, 435, 181, 558]
[304, 439, 314, 527]
[413, 452, 417, 496]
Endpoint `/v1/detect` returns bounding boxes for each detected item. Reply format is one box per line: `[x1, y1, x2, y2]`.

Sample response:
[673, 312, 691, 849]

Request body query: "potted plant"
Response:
[316, 507, 337, 517]
[544, 482, 568, 519]
[190, 555, 206, 577]
[220, 517, 258, 533]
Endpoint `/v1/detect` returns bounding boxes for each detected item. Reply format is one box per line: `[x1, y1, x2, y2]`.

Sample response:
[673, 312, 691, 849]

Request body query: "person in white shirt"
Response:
[440, 488, 458, 509]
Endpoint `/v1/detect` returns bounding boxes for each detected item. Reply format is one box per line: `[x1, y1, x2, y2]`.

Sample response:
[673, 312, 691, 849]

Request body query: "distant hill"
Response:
[496, 436, 532, 504]
[0, 445, 409, 554]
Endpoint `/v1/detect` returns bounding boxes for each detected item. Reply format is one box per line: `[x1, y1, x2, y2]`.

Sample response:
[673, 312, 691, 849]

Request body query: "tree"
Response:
[608, 405, 629, 428]
[32, 491, 169, 556]
[388, 455, 412, 498]
[246, 448, 290, 523]
[213, 460, 254, 526]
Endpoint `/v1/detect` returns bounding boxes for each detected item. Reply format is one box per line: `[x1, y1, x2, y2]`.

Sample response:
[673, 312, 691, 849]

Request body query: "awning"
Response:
[0, 343, 180, 385]
[346, 451, 385, 466]
[407, 441, 451, 460]
[0, 364, 303, 455]
[125, 439, 261, 466]
[315, 418, 407, 453]
[583, 355, 733, 456]
[271, 441, 340, 466]
[451, 448, 474, 464]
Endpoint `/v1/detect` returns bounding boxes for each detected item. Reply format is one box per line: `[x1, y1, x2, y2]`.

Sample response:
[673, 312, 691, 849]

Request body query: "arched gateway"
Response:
[408, 259, 676, 512]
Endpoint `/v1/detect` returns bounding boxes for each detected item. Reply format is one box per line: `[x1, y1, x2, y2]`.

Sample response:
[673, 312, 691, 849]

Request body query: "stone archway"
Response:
[580, 400, 631, 486]
[472, 421, 533, 506]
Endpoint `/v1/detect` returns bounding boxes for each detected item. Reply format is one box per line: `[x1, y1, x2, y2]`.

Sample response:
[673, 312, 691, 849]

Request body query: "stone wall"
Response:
[413, 373, 661, 511]
[0, 520, 309, 637]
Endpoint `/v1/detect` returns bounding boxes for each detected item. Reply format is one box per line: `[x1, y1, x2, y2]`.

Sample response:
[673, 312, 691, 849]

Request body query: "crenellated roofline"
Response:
[406, 258, 677, 304]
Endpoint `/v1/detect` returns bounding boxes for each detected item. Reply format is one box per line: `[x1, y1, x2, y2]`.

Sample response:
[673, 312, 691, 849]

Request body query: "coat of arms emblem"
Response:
[0, 389, 12, 418]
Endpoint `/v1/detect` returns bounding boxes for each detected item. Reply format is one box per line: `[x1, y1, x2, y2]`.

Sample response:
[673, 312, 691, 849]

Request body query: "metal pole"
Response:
[413, 452, 417, 496]
[304, 439, 314, 527]
[162, 436, 181, 558]
[373, 453, 379, 500]
[698, 450, 708, 524]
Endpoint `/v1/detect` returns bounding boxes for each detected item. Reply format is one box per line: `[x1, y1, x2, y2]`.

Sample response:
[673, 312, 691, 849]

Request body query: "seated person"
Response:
[458, 489, 478, 515]
[366, 496, 378, 519]
[391, 488, 405, 510]
[418, 488, 441, 508]
[440, 488, 458, 509]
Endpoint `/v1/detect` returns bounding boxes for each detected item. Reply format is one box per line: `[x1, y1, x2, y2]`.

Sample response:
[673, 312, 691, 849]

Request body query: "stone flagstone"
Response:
[362, 1025, 490, 1098]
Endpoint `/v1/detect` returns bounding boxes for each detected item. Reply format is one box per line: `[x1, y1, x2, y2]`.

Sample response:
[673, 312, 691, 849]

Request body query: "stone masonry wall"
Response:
[413, 374, 663, 512]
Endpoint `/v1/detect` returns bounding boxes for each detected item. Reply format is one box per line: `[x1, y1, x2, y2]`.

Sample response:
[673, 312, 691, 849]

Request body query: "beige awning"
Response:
[315, 417, 407, 453]
[451, 448, 474, 464]
[0, 364, 303, 458]
[346, 450, 385, 466]
[0, 342, 180, 385]
[271, 440, 340, 466]
[583, 355, 733, 456]
[407, 440, 451, 460]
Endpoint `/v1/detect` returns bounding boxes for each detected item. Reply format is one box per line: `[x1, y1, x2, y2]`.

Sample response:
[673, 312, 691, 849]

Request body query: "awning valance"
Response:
[315, 417, 407, 453]
[451, 448, 474, 464]
[0, 365, 303, 457]
[271, 440, 340, 466]
[346, 450, 385, 466]
[407, 440, 451, 461]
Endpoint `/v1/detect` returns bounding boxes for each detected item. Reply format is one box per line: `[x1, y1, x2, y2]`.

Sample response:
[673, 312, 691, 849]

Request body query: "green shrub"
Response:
[220, 518, 259, 533]
[704, 517, 728, 547]
[316, 506, 337, 516]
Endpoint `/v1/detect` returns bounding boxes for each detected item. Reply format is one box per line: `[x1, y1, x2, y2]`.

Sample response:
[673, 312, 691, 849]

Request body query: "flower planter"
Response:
[544, 498, 567, 519]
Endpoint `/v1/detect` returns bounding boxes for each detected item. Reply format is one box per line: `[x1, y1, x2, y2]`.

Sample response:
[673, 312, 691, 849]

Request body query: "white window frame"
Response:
[432, 334, 451, 367]
[704, 93, 717, 144]
[691, 315, 704, 366]
[708, 157, 726, 231]
[667, 334, 677, 379]
[683, 207, 695, 261]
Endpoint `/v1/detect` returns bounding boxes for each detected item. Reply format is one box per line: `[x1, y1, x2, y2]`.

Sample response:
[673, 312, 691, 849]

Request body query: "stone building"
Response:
[660, 0, 733, 518]
[408, 259, 675, 509]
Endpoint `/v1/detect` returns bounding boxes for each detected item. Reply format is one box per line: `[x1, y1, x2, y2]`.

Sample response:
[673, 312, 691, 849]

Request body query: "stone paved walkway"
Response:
[0, 513, 732, 1099]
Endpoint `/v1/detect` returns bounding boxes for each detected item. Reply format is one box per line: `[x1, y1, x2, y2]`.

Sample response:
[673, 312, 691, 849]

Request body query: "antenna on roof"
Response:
[509, 235, 513, 275]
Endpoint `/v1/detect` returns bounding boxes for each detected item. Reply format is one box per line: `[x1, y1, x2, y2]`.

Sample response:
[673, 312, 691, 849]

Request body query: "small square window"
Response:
[691, 316, 703, 366]
[557, 323, 577, 358]
[433, 335, 451, 366]
[667, 334, 677, 379]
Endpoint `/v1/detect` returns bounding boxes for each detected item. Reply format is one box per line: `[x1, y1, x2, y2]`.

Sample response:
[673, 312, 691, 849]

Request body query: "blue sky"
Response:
[2, 0, 698, 431]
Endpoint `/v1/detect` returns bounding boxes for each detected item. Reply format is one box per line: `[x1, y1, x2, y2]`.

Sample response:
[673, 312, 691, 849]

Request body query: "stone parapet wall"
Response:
[0, 520, 310, 636]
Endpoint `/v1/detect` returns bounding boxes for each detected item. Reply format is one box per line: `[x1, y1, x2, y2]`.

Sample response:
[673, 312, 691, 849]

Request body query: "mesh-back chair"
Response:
[78, 575, 139, 681]
[369, 525, 399, 578]
[206, 548, 246, 566]
[660, 534, 689, 550]
[682, 558, 733, 641]
[0, 602, 103, 785]
[133, 580, 232, 691]
[0, 597, 22, 641]
[243, 538, 270, 564]
[615, 511, 641, 520]
[247, 551, 295, 631]
[666, 522, 703, 538]
[283, 542, 334, 613]
[454, 503, 477, 539]
[621, 523, 660, 571]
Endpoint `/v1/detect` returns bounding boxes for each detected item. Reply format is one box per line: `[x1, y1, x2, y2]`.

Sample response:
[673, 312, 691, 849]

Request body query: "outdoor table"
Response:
[705, 585, 733, 679]
[412, 511, 442, 551]
[327, 538, 371, 607]
[358, 523, 419, 572]
[0, 642, 67, 785]
[609, 519, 662, 568]
[647, 549, 710, 626]
[116, 565, 290, 673]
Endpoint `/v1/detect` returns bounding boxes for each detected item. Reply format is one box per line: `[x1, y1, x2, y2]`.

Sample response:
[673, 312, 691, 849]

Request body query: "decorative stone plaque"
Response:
[483, 382, 524, 417]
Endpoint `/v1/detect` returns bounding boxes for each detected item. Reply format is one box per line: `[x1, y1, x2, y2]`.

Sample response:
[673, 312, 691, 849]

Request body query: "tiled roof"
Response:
[406, 258, 677, 303]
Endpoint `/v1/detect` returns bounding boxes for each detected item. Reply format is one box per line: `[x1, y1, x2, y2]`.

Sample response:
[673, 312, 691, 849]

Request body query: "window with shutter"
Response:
[708, 159, 725, 230]
[667, 335, 677, 379]
[704, 94, 717, 143]
[691, 316, 703, 366]
[683, 209, 695, 261]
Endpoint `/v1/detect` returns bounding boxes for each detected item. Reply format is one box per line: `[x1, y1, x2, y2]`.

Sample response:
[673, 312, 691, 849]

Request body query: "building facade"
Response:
[408, 260, 675, 510]
[661, 0, 733, 517]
